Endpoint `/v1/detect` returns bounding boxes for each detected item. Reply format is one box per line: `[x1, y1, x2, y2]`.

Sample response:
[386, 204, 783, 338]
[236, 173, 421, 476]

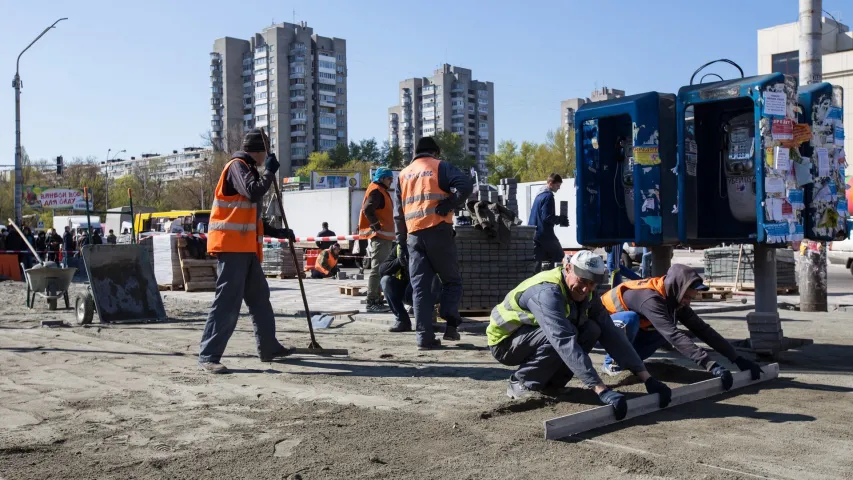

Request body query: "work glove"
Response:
[434, 198, 454, 216]
[734, 356, 764, 381]
[710, 363, 734, 391]
[557, 215, 570, 227]
[264, 153, 280, 174]
[644, 377, 672, 408]
[369, 222, 381, 234]
[274, 227, 295, 242]
[598, 388, 628, 420]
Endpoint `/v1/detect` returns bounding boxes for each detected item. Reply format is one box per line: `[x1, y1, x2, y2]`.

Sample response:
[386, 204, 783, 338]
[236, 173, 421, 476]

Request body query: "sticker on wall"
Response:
[774, 146, 790, 171]
[788, 188, 805, 208]
[763, 90, 787, 117]
[771, 118, 794, 140]
[633, 146, 660, 166]
[826, 106, 843, 122]
[816, 148, 831, 177]
[835, 126, 844, 147]
[792, 123, 812, 145]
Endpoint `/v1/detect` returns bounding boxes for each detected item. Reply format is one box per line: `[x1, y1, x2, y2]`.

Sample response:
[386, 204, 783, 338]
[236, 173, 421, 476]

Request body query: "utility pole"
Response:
[13, 18, 68, 224]
[798, 0, 827, 312]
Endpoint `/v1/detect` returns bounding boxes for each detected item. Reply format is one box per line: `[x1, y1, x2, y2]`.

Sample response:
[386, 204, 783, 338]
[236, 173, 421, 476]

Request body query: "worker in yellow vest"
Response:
[394, 137, 473, 349]
[198, 128, 295, 374]
[311, 244, 342, 279]
[359, 167, 396, 313]
[487, 251, 672, 418]
[600, 264, 764, 390]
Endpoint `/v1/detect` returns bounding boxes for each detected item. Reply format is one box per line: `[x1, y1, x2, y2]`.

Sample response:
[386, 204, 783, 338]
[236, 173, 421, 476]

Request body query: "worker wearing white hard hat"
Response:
[486, 250, 672, 420]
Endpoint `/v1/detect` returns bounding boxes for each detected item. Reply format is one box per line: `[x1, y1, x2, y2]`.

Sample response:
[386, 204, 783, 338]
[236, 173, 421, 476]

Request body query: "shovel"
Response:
[258, 128, 349, 356]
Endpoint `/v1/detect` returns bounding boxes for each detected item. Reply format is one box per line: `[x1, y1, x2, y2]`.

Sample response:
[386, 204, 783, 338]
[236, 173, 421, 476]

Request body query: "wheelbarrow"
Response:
[23, 263, 77, 310]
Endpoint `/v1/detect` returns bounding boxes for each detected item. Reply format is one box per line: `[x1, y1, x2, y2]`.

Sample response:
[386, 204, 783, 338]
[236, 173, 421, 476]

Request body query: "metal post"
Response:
[649, 246, 672, 277]
[13, 18, 68, 225]
[753, 245, 778, 313]
[798, 0, 827, 312]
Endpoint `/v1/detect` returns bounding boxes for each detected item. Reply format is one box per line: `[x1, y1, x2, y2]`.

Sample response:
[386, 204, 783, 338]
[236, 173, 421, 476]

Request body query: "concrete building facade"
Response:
[210, 21, 347, 176]
[758, 16, 853, 131]
[388, 64, 494, 173]
[560, 87, 625, 132]
[99, 148, 213, 183]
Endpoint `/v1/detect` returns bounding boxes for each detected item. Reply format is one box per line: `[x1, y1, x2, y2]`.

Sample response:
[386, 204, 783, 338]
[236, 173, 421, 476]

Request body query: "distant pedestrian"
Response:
[107, 229, 117, 244]
[316, 222, 336, 249]
[528, 173, 569, 272]
[92, 230, 104, 245]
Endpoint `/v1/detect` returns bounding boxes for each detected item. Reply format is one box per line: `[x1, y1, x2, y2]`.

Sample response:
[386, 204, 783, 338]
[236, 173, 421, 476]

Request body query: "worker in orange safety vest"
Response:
[358, 167, 396, 312]
[311, 244, 341, 279]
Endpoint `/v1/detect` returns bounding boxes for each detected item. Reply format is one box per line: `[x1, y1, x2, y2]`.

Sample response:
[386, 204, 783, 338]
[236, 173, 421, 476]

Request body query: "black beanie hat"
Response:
[242, 128, 266, 152]
[415, 136, 440, 155]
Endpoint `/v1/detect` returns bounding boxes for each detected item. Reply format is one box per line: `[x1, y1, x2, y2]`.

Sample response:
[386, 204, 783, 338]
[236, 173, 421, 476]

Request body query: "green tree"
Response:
[295, 151, 335, 178]
[356, 138, 381, 164]
[433, 131, 476, 172]
[485, 140, 526, 184]
[382, 141, 406, 169]
[329, 143, 350, 167]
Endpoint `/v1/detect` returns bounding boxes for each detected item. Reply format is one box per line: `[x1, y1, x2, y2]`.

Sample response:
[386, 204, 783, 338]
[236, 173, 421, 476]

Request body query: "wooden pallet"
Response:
[158, 284, 179, 292]
[176, 238, 217, 292]
[707, 283, 799, 295]
[339, 285, 363, 296]
[695, 289, 733, 301]
[266, 272, 306, 279]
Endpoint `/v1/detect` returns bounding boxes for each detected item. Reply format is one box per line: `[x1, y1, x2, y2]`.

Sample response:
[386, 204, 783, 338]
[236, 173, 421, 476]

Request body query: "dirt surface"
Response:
[1, 279, 852, 479]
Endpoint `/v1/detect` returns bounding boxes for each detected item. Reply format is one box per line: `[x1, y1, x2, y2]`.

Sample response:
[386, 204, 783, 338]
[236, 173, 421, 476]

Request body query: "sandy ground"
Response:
[1, 278, 852, 480]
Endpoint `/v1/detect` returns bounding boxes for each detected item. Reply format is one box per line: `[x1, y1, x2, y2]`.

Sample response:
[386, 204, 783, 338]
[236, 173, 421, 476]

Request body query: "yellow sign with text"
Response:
[633, 146, 660, 166]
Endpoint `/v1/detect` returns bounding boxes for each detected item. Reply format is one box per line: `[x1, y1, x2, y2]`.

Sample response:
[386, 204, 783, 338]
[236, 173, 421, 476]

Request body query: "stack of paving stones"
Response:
[261, 244, 305, 278]
[704, 245, 796, 289]
[455, 225, 536, 312]
[499, 178, 519, 214]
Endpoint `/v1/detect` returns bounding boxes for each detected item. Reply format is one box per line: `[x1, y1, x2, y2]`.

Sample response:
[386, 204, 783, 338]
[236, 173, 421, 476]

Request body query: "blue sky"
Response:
[0, 0, 849, 163]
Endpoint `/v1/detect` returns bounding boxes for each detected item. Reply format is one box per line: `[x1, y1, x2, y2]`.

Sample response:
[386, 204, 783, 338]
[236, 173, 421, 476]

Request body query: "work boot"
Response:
[442, 325, 460, 341]
[601, 363, 623, 376]
[198, 361, 228, 374]
[366, 300, 390, 313]
[417, 338, 442, 350]
[260, 345, 294, 362]
[388, 321, 412, 333]
[506, 376, 537, 400]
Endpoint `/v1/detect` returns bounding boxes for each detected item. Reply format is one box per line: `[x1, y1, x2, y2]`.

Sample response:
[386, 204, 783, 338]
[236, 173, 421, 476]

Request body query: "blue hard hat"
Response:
[373, 167, 393, 182]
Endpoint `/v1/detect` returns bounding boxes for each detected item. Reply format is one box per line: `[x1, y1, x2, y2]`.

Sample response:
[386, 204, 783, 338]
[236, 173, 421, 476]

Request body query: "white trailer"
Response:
[516, 178, 581, 250]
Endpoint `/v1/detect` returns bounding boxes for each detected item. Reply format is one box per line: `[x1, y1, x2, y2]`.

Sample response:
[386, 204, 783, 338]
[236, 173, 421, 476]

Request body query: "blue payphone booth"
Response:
[677, 73, 792, 245]
[797, 82, 848, 241]
[575, 92, 678, 247]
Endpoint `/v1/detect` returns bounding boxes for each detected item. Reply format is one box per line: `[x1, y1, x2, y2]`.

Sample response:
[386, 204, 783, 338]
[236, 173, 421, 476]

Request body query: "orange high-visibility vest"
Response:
[399, 156, 453, 233]
[207, 158, 264, 261]
[358, 182, 395, 240]
[313, 248, 338, 275]
[601, 276, 668, 330]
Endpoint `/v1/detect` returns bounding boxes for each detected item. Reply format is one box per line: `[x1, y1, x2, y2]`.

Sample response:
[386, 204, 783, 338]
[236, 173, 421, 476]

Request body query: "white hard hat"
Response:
[569, 250, 607, 284]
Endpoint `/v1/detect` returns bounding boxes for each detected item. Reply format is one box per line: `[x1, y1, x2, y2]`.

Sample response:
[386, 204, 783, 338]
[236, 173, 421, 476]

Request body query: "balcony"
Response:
[289, 71, 305, 79]
[289, 95, 305, 102]
[291, 140, 306, 147]
[319, 99, 335, 107]
[290, 130, 306, 137]
[290, 118, 307, 125]
[289, 83, 306, 90]
[242, 69, 253, 76]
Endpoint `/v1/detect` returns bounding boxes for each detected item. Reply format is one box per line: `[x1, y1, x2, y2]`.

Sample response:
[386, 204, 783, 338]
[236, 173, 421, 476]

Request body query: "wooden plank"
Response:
[544, 363, 780, 441]
[184, 280, 217, 292]
[181, 258, 218, 267]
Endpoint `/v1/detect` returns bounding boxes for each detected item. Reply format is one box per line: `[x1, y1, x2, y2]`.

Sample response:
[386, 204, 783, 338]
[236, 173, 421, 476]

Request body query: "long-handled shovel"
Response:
[258, 128, 348, 356]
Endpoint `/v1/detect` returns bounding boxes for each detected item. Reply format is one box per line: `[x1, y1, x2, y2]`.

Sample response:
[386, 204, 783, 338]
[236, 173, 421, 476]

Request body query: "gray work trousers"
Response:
[199, 252, 283, 363]
[407, 223, 462, 345]
[490, 323, 601, 390]
[367, 237, 393, 303]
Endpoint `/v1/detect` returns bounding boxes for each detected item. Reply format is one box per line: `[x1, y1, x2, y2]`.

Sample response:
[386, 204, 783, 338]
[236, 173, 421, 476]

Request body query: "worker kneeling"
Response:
[311, 244, 342, 279]
[488, 251, 672, 419]
[600, 264, 764, 390]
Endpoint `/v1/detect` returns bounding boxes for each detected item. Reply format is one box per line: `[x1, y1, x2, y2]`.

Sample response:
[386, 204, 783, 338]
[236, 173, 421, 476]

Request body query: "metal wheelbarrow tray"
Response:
[23, 265, 77, 311]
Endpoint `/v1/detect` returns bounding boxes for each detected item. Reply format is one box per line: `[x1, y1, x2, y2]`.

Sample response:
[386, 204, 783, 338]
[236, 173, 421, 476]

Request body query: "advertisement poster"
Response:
[311, 171, 361, 190]
[22, 186, 92, 210]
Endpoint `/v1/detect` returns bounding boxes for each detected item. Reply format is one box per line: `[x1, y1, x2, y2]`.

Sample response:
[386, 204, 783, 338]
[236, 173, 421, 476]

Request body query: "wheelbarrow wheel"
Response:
[75, 291, 95, 325]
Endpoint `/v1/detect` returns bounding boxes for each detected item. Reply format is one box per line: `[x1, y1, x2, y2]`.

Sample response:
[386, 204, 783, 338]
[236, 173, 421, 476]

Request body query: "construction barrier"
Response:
[304, 249, 319, 271]
[0, 254, 22, 281]
[139, 232, 363, 243]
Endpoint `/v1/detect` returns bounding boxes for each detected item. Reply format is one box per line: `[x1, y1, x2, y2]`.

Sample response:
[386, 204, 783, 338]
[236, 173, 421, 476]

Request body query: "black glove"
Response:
[644, 377, 672, 408]
[369, 222, 380, 233]
[434, 199, 454, 216]
[711, 364, 734, 391]
[734, 356, 764, 381]
[264, 153, 280, 174]
[281, 228, 296, 242]
[598, 388, 628, 420]
[557, 215, 570, 227]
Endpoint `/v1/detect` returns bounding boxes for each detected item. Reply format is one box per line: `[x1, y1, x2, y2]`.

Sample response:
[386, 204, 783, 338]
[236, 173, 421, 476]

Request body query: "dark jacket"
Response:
[621, 264, 739, 370]
[35, 235, 47, 252]
[393, 154, 473, 247]
[107, 234, 117, 244]
[47, 233, 62, 251]
[378, 242, 407, 282]
[316, 228, 337, 249]
[515, 270, 647, 388]
[528, 187, 558, 241]
[224, 151, 285, 238]
[92, 233, 103, 245]
[63, 231, 75, 252]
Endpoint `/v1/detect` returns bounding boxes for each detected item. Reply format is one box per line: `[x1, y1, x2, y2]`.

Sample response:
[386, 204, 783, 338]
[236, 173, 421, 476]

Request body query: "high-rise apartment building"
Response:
[210, 21, 347, 176]
[388, 64, 494, 173]
[560, 87, 625, 132]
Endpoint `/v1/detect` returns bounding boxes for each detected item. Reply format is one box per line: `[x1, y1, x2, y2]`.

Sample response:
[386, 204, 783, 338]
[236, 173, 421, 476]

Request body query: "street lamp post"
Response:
[13, 17, 68, 224]
[104, 148, 125, 209]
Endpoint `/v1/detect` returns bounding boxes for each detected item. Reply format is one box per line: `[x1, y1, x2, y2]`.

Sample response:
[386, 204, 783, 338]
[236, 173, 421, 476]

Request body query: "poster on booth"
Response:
[311, 171, 361, 190]
[22, 186, 93, 210]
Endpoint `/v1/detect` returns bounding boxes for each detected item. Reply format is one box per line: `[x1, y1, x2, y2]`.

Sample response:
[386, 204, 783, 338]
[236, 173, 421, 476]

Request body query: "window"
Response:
[319, 60, 335, 69]
[479, 122, 487, 128]
[270, 80, 275, 87]
[271, 91, 276, 98]
[320, 139, 336, 148]
[338, 119, 346, 127]
[271, 126, 276, 133]
[336, 87, 344, 94]
[319, 84, 335, 92]
[254, 68, 267, 76]
[337, 75, 344, 83]
[271, 103, 275, 111]
[319, 116, 336, 126]
[771, 51, 799, 80]
[256, 115, 267, 122]
[255, 91, 267, 100]
[337, 108, 345, 116]
[336, 54, 344, 62]
[336, 65, 344, 73]
[478, 98, 488, 105]
[270, 68, 275, 75]
[255, 80, 267, 88]
[338, 130, 345, 138]
[254, 58, 266, 66]
[319, 72, 335, 80]
[291, 102, 306, 109]
[271, 113, 277, 121]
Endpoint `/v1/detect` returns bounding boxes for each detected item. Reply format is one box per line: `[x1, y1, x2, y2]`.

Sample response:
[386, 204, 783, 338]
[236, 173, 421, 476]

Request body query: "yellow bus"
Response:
[134, 210, 211, 236]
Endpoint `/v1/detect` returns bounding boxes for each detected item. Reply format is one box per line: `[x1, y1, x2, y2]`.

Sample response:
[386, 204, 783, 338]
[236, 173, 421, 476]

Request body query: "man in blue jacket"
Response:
[528, 173, 569, 272]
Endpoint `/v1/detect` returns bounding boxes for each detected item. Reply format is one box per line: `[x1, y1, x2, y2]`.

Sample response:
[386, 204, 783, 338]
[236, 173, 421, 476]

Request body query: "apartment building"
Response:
[99, 148, 213, 183]
[388, 64, 495, 173]
[758, 16, 853, 131]
[560, 87, 625, 132]
[210, 21, 347, 176]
